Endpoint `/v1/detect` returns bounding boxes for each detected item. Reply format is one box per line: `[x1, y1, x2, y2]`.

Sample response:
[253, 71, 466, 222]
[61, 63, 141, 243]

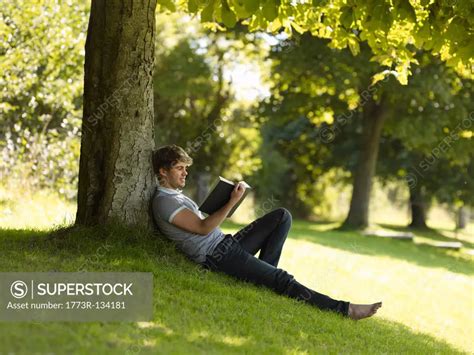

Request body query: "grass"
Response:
[0, 220, 472, 354]
[0, 185, 75, 229]
[0, 185, 472, 353]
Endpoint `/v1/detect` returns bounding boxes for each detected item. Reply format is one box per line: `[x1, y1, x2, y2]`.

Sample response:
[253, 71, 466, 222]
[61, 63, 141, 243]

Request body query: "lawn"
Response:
[1, 186, 473, 353]
[0, 217, 472, 354]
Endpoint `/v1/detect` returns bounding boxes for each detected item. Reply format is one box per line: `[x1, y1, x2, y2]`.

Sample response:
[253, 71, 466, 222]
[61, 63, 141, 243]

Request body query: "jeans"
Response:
[201, 208, 349, 316]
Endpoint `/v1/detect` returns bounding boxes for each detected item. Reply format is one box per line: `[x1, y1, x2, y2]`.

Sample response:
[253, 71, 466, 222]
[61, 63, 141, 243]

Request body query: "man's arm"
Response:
[172, 182, 246, 236]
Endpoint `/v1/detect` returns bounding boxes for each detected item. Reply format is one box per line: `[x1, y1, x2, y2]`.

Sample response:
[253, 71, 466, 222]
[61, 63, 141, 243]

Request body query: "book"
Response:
[199, 176, 251, 217]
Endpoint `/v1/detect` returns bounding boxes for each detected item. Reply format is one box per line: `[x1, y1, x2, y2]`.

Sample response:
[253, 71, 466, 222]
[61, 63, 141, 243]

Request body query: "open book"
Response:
[199, 176, 251, 217]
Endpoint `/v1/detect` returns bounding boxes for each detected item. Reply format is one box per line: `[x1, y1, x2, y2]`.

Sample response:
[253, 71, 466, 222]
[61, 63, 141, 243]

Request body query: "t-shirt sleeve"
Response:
[153, 196, 188, 224]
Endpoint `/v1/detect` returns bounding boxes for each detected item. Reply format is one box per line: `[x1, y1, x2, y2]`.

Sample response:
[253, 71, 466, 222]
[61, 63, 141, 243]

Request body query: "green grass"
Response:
[1, 184, 472, 353]
[0, 185, 75, 229]
[0, 220, 472, 354]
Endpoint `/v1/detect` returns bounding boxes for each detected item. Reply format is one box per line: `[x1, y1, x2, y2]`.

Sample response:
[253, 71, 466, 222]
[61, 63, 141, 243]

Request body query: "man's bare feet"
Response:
[348, 302, 382, 320]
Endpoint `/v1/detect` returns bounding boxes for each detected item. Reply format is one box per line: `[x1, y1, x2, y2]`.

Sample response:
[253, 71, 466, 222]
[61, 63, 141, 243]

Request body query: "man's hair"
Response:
[152, 145, 193, 177]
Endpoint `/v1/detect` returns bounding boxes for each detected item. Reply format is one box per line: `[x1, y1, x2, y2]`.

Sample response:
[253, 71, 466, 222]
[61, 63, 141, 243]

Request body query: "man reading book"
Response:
[151, 144, 382, 320]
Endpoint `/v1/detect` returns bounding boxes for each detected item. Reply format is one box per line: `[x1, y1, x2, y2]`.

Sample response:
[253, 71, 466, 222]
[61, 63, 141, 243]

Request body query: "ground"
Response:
[0, 187, 472, 354]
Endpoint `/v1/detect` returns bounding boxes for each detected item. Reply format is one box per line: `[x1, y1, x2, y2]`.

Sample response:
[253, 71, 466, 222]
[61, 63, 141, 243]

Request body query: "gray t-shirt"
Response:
[152, 186, 225, 263]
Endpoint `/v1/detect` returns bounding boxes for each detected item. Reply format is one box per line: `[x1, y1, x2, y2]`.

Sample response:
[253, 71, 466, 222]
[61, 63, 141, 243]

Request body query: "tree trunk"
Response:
[195, 171, 211, 205]
[408, 183, 428, 229]
[456, 206, 468, 230]
[76, 0, 157, 226]
[342, 100, 388, 229]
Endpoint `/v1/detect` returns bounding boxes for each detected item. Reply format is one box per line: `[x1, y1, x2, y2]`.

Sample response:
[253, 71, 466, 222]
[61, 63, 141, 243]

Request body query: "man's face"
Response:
[161, 161, 189, 189]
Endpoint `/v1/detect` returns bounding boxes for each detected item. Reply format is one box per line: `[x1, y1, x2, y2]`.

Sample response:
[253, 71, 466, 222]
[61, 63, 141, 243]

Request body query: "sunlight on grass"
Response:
[373, 222, 474, 261]
[137, 321, 174, 334]
[224, 219, 474, 353]
[0, 185, 75, 230]
[186, 330, 249, 347]
[219, 335, 249, 346]
[269, 227, 473, 353]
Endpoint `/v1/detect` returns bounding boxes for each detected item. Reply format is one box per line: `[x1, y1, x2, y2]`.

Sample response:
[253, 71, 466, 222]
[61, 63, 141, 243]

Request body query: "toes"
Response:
[365, 312, 376, 319]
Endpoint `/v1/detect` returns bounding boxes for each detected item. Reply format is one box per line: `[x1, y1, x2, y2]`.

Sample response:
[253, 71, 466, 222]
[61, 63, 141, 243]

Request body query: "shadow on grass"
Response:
[0, 226, 182, 273]
[1, 219, 472, 278]
[379, 223, 474, 250]
[222, 220, 473, 277]
[0, 226, 465, 354]
[0, 308, 464, 354]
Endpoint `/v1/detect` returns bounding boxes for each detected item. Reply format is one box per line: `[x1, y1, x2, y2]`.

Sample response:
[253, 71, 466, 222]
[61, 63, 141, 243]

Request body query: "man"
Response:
[152, 144, 382, 320]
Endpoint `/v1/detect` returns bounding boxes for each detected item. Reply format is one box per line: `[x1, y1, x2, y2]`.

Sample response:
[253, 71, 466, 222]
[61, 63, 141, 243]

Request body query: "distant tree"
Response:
[255, 116, 337, 218]
[262, 36, 472, 227]
[152, 17, 264, 203]
[381, 60, 473, 228]
[260, 35, 393, 226]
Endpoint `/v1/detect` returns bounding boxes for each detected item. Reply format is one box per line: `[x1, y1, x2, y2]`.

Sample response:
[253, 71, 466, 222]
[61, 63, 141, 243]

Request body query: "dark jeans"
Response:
[201, 208, 349, 316]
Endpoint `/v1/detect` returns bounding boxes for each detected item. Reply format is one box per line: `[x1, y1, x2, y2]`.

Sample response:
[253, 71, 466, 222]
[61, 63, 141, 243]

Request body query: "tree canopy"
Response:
[173, 0, 473, 84]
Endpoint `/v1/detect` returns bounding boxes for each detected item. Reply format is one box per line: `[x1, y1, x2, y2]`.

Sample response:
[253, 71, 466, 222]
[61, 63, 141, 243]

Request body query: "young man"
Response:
[151, 145, 382, 320]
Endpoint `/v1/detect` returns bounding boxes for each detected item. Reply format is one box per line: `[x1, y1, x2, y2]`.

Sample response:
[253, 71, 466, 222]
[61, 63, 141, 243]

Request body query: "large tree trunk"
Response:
[408, 183, 428, 229]
[76, 0, 157, 226]
[342, 100, 388, 229]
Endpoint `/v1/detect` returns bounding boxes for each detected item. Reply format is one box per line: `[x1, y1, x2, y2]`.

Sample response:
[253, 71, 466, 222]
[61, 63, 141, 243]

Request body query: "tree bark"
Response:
[456, 206, 468, 230]
[408, 183, 428, 229]
[342, 99, 388, 229]
[195, 171, 212, 205]
[76, 0, 157, 226]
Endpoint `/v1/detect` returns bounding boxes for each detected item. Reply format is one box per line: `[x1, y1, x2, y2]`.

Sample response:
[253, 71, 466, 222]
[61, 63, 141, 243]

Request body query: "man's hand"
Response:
[171, 181, 247, 236]
[230, 181, 246, 205]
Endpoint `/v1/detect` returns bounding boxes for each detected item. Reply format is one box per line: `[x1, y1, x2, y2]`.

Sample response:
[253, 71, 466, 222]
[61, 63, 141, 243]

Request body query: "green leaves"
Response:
[1, 0, 87, 198]
[157, 0, 176, 11]
[262, 0, 279, 22]
[222, 0, 237, 27]
[347, 36, 360, 56]
[201, 0, 216, 22]
[339, 6, 354, 28]
[179, 0, 474, 84]
[232, 0, 252, 18]
[195, 0, 280, 28]
[188, 0, 199, 13]
[242, 0, 260, 13]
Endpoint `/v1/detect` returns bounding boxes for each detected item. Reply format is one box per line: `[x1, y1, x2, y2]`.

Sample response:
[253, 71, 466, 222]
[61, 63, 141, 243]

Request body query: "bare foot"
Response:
[348, 302, 382, 320]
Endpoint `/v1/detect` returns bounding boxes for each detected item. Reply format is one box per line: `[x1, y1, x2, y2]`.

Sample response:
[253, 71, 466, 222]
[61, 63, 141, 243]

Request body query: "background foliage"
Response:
[0, 0, 88, 198]
[0, 1, 472, 227]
